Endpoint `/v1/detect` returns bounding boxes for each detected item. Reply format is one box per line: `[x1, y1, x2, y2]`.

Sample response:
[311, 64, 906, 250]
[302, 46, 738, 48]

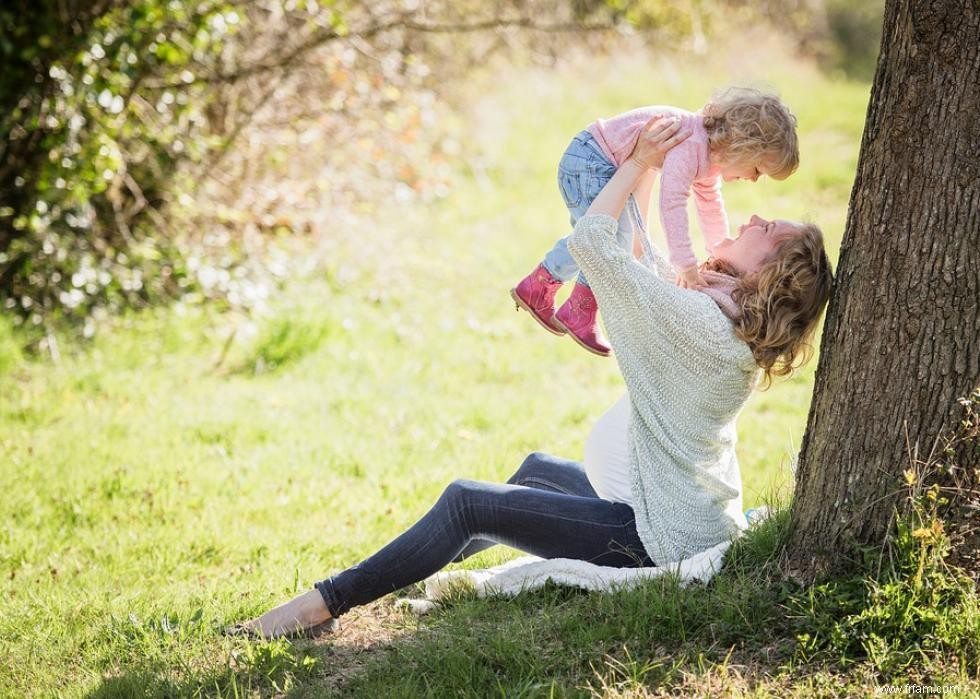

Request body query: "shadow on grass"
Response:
[84, 598, 424, 698]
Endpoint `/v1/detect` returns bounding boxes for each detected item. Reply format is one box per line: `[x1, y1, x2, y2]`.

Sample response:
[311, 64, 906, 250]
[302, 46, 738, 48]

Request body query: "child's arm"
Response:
[659, 146, 707, 288]
[692, 175, 730, 255]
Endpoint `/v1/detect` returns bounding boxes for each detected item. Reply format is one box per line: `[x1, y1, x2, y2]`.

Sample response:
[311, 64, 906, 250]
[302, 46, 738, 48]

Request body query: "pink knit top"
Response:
[587, 106, 730, 272]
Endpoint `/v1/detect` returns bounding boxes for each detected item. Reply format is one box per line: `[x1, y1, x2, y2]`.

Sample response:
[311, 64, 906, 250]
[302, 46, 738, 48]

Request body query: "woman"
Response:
[227, 117, 834, 639]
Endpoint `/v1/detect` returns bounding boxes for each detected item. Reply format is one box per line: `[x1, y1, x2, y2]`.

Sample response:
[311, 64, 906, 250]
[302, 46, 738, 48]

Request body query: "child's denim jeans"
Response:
[314, 451, 654, 617]
[542, 130, 643, 288]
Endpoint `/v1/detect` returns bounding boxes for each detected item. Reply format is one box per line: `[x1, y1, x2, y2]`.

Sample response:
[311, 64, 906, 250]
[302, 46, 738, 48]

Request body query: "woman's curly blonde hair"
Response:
[704, 223, 834, 387]
[702, 87, 800, 180]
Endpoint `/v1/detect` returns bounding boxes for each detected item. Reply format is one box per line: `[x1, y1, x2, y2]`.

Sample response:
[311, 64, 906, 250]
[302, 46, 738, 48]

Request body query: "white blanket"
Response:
[396, 507, 770, 615]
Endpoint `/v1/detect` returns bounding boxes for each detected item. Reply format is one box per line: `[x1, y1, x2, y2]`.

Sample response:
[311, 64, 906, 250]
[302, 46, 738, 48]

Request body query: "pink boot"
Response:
[511, 263, 565, 336]
[554, 283, 611, 357]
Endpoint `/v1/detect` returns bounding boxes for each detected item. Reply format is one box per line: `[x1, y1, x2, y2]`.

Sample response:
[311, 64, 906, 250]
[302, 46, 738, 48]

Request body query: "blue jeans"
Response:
[314, 452, 654, 617]
[542, 131, 642, 288]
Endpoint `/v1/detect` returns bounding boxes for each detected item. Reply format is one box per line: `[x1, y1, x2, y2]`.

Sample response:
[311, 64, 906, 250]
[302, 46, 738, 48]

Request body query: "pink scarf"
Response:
[697, 270, 741, 321]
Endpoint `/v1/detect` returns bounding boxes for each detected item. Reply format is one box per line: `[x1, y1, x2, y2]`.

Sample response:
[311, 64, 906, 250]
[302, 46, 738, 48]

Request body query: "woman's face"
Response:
[712, 215, 801, 275]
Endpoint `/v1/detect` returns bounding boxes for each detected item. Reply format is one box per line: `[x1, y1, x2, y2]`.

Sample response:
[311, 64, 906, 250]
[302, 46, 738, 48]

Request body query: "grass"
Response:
[2, 34, 977, 697]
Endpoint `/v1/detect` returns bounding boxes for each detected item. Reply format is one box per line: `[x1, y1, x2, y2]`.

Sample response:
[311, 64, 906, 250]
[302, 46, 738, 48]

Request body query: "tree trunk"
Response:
[782, 0, 980, 583]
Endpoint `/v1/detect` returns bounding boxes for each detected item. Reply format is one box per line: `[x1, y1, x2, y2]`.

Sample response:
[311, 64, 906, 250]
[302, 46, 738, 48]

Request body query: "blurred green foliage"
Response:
[723, 0, 884, 79]
[0, 314, 22, 375]
[239, 312, 333, 375]
[822, 0, 885, 79]
[0, 0, 624, 340]
[583, 0, 697, 33]
[0, 0, 884, 343]
[0, 0, 239, 334]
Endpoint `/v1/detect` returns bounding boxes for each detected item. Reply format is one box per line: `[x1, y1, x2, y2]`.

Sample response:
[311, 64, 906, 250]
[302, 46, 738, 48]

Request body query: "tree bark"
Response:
[782, 0, 980, 583]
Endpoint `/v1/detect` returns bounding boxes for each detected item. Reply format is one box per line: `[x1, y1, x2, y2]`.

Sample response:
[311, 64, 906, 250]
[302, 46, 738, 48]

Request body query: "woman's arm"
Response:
[630, 169, 656, 259]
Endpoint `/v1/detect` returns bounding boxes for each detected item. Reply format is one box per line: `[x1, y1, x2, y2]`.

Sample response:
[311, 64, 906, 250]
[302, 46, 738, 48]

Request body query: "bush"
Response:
[0, 0, 242, 332]
[0, 0, 692, 339]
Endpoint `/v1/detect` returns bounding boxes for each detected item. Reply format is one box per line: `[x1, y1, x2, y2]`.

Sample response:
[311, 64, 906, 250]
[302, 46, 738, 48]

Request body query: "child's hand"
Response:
[628, 116, 692, 171]
[676, 266, 707, 290]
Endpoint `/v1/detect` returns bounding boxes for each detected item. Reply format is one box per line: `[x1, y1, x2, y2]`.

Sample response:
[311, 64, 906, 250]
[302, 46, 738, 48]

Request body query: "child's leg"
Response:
[541, 132, 618, 282]
[555, 191, 638, 356]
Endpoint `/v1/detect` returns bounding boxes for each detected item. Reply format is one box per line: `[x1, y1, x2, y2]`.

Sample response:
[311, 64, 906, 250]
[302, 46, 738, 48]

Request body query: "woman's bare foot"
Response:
[241, 589, 333, 638]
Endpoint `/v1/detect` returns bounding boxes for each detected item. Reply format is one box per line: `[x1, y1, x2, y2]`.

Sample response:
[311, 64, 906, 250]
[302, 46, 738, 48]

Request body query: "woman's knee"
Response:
[509, 451, 552, 484]
[440, 478, 481, 509]
[439, 478, 493, 531]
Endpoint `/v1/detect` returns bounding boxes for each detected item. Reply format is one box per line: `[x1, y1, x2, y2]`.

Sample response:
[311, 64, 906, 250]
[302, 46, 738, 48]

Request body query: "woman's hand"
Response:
[627, 116, 691, 171]
[584, 117, 691, 220]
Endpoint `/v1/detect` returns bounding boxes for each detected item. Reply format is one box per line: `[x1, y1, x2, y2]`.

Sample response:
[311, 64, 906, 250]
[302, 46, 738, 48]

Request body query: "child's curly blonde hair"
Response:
[702, 87, 800, 180]
[704, 223, 833, 387]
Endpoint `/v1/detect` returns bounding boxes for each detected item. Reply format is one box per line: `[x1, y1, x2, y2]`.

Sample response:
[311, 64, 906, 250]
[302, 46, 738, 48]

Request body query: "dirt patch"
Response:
[301, 596, 430, 692]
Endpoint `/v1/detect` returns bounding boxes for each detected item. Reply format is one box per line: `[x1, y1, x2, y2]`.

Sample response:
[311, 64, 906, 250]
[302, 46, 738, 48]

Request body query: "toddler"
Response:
[511, 87, 799, 356]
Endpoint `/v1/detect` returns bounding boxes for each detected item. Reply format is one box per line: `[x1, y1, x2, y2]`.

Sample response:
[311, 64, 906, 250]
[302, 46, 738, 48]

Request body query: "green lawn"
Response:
[7, 40, 970, 698]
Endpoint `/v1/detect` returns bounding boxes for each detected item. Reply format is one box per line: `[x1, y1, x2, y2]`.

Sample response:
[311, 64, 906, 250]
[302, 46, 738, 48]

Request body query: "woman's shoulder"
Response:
[671, 295, 758, 369]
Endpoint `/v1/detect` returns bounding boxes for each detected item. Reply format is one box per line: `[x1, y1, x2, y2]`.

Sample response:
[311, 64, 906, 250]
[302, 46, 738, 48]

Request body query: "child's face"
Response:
[713, 215, 801, 275]
[718, 159, 764, 182]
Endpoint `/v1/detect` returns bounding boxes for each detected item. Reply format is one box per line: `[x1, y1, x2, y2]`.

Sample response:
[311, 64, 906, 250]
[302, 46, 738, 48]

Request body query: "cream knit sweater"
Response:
[567, 213, 759, 565]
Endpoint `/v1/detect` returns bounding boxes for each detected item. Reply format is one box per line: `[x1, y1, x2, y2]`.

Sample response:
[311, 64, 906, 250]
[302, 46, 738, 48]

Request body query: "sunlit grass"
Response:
[6, 37, 965, 698]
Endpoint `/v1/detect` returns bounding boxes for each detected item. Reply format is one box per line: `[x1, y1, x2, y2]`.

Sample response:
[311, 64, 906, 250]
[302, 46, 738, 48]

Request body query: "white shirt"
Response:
[584, 393, 635, 505]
